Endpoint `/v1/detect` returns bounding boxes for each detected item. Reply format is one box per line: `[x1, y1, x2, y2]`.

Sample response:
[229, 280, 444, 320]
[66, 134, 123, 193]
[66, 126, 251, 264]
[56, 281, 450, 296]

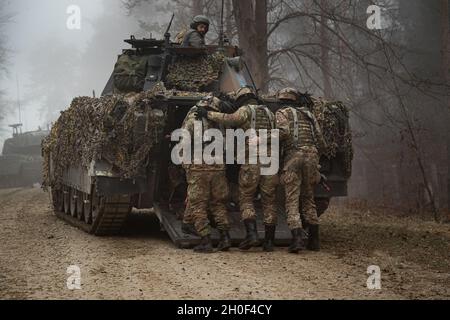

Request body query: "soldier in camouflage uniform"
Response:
[197, 87, 279, 252]
[181, 96, 231, 253]
[182, 15, 210, 48]
[276, 88, 327, 253]
[181, 199, 197, 236]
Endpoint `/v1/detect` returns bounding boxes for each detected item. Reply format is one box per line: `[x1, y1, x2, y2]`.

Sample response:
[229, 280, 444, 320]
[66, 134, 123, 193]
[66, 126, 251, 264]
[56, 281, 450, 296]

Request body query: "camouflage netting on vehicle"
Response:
[312, 98, 353, 178]
[166, 52, 225, 92]
[42, 87, 168, 189]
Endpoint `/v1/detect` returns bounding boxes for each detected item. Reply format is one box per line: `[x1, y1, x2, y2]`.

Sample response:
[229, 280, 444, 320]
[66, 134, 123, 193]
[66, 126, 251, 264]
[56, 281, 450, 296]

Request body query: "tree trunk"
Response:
[442, 0, 450, 214]
[225, 0, 233, 41]
[232, 0, 269, 92]
[191, 0, 203, 16]
[320, 0, 333, 98]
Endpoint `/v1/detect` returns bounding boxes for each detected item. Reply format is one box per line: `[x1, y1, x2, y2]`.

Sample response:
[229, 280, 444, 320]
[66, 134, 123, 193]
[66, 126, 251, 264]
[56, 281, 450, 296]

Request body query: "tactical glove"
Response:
[196, 106, 209, 119]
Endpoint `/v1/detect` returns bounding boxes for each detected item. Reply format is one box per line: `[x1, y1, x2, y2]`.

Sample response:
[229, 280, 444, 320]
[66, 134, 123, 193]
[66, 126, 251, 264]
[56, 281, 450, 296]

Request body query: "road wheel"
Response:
[51, 189, 64, 212]
[70, 188, 78, 218]
[91, 192, 102, 224]
[76, 191, 84, 221]
[63, 187, 70, 214]
[84, 193, 92, 224]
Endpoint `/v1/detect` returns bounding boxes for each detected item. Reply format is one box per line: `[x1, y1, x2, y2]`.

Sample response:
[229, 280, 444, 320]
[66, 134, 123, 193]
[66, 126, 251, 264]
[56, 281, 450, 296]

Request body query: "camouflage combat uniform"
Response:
[182, 15, 210, 48]
[181, 106, 230, 237]
[276, 106, 326, 230]
[207, 104, 279, 226]
[182, 30, 206, 48]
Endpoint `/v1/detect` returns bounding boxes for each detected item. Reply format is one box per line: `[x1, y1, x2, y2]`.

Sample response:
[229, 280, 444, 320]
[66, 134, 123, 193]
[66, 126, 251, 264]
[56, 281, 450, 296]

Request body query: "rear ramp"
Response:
[154, 203, 293, 249]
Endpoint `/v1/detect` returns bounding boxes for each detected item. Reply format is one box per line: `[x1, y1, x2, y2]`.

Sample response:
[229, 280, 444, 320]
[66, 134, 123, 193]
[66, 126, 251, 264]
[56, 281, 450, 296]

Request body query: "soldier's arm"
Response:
[275, 109, 290, 142]
[187, 32, 205, 48]
[207, 107, 249, 127]
[181, 111, 197, 135]
[178, 111, 197, 164]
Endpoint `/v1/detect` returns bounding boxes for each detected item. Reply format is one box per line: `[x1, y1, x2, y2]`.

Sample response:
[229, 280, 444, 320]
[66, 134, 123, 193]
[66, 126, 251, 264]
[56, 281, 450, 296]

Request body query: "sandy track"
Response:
[0, 188, 449, 300]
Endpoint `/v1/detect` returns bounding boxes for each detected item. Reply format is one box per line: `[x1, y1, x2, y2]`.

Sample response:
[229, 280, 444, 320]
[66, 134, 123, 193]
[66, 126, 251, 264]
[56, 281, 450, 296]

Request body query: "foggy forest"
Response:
[1, 0, 448, 219]
[0, 0, 450, 301]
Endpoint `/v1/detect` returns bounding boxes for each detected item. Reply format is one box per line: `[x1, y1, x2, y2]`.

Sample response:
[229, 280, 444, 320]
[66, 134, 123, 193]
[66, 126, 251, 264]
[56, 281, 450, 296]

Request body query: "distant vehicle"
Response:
[0, 124, 49, 188]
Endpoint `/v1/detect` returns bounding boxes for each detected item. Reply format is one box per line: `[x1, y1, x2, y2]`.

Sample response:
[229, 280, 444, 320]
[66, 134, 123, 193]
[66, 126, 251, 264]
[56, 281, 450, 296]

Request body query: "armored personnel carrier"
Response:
[0, 124, 49, 188]
[43, 31, 352, 247]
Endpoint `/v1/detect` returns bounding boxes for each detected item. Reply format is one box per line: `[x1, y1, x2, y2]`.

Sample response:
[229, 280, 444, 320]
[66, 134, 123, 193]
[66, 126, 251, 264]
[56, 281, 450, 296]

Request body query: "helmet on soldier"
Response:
[234, 86, 258, 106]
[193, 15, 210, 26]
[277, 88, 300, 102]
[191, 15, 210, 35]
[298, 91, 314, 109]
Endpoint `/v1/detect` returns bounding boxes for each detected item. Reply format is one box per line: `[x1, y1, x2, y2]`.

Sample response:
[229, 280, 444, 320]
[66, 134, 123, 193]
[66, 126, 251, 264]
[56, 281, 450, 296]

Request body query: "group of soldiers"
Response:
[178, 15, 327, 254]
[180, 87, 327, 255]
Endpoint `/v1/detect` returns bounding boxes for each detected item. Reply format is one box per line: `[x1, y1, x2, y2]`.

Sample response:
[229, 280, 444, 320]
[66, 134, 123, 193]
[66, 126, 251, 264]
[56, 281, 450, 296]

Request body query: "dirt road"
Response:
[0, 188, 449, 300]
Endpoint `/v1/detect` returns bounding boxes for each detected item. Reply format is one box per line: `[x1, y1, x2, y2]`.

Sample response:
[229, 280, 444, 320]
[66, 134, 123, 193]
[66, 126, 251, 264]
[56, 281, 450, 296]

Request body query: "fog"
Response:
[0, 0, 139, 143]
[0, 0, 448, 214]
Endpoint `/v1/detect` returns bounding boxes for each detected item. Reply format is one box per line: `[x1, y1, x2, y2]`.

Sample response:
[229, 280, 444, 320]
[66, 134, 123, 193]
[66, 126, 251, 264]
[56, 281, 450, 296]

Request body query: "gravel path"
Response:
[0, 188, 448, 300]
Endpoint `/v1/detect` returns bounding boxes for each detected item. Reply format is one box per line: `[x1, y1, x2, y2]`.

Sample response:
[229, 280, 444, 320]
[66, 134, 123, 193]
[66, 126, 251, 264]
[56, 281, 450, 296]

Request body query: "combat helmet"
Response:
[234, 86, 258, 106]
[277, 87, 300, 102]
[191, 15, 210, 30]
[298, 91, 314, 109]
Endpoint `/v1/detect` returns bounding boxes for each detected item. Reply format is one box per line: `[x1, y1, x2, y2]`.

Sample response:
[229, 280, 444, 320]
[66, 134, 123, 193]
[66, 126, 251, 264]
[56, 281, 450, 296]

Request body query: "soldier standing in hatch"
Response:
[181, 96, 231, 253]
[197, 87, 279, 252]
[182, 15, 210, 48]
[275, 88, 327, 253]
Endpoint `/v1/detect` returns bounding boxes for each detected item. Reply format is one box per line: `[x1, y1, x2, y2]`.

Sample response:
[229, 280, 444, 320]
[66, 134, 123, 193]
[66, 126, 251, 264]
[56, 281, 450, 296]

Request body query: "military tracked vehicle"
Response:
[43, 31, 352, 248]
[0, 124, 49, 188]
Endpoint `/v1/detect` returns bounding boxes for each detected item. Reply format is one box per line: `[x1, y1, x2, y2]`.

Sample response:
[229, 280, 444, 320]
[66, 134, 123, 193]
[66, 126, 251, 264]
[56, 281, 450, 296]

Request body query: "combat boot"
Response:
[217, 230, 231, 252]
[307, 224, 320, 251]
[239, 219, 260, 250]
[288, 228, 305, 254]
[182, 222, 198, 236]
[262, 225, 276, 252]
[194, 235, 214, 254]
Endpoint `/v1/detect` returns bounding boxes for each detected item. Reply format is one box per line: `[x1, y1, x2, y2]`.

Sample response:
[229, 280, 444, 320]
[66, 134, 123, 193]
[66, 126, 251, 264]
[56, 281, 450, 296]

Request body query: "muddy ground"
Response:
[0, 188, 449, 300]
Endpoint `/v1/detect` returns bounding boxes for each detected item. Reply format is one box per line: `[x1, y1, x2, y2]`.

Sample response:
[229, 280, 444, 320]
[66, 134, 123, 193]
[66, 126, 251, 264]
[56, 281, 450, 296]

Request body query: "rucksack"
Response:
[113, 53, 148, 93]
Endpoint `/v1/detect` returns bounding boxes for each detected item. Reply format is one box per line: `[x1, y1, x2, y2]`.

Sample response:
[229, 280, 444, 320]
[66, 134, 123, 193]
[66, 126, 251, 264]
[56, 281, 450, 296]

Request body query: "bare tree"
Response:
[192, 0, 203, 16]
[120, 0, 449, 214]
[232, 0, 269, 91]
[442, 0, 450, 215]
[319, 0, 332, 98]
[122, 0, 205, 35]
[26, 38, 81, 123]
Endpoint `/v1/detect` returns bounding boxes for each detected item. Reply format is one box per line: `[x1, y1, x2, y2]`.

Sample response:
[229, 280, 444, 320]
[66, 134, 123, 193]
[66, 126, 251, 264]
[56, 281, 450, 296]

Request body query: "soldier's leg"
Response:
[282, 153, 306, 253]
[281, 155, 303, 230]
[210, 171, 230, 231]
[182, 201, 193, 224]
[182, 199, 198, 236]
[301, 153, 320, 226]
[210, 171, 231, 251]
[182, 170, 193, 223]
[301, 152, 321, 251]
[238, 164, 260, 250]
[238, 165, 260, 221]
[187, 171, 211, 237]
[260, 173, 279, 252]
[182, 170, 197, 236]
[260, 173, 279, 226]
